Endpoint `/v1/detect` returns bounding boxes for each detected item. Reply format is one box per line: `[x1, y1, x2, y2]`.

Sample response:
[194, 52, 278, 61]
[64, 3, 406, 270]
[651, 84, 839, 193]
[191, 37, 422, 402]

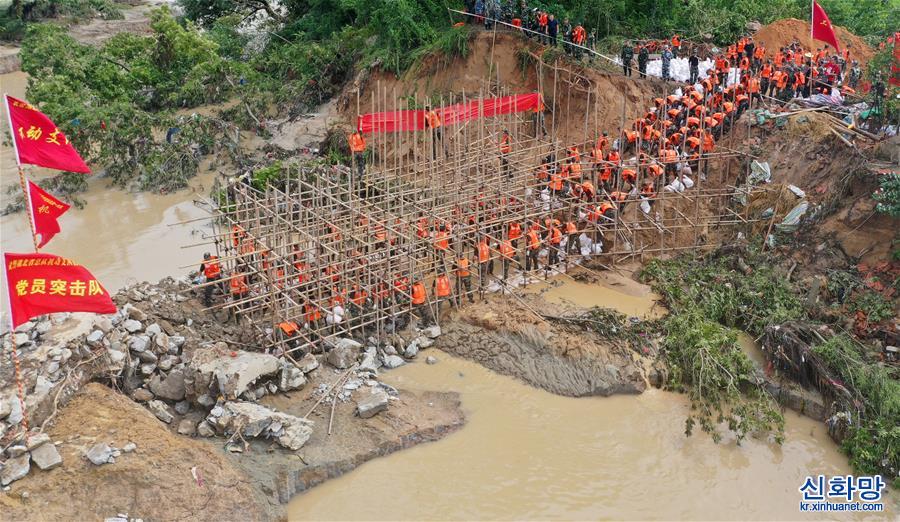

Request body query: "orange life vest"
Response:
[435, 229, 450, 251]
[549, 226, 562, 245]
[230, 274, 249, 295]
[499, 133, 511, 154]
[457, 257, 471, 277]
[477, 241, 490, 263]
[305, 303, 321, 322]
[411, 282, 427, 305]
[348, 132, 366, 153]
[435, 275, 451, 297]
[509, 222, 522, 240]
[527, 229, 540, 250]
[500, 240, 515, 259]
[203, 256, 221, 279]
[278, 321, 299, 335]
[425, 111, 441, 129]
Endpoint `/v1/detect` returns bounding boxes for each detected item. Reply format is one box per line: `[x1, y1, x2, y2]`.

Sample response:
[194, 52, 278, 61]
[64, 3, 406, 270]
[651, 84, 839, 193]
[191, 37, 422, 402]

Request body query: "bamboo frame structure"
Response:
[195, 52, 774, 354]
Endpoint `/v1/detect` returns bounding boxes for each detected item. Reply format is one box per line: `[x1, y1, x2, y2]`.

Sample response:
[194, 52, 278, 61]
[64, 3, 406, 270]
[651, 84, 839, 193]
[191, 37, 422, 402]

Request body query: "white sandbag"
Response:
[640, 199, 652, 214]
[579, 233, 593, 250]
[682, 175, 694, 189]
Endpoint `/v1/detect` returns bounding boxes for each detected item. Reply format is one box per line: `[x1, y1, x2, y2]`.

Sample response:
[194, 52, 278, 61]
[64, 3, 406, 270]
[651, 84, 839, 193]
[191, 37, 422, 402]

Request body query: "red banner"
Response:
[357, 93, 542, 134]
[811, 1, 840, 52]
[27, 179, 70, 249]
[4, 252, 116, 329]
[5, 95, 91, 173]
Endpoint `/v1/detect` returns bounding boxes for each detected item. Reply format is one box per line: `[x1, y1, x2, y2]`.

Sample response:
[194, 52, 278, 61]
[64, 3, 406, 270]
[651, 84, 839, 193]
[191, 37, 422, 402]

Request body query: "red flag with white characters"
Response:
[26, 178, 70, 249]
[4, 95, 91, 173]
[811, 1, 841, 52]
[3, 252, 116, 329]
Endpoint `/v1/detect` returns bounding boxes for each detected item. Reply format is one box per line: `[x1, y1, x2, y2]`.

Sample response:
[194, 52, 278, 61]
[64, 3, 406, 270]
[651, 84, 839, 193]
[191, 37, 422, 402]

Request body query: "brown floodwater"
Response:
[1, 71, 217, 327]
[289, 350, 895, 521]
[523, 269, 664, 318]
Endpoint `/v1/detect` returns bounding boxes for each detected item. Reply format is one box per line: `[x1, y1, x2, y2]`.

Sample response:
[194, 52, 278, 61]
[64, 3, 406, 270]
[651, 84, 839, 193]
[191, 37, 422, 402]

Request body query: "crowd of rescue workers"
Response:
[196, 7, 866, 347]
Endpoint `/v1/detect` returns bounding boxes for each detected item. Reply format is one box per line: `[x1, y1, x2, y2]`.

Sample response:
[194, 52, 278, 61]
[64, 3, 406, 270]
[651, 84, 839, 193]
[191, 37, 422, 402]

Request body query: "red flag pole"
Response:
[811, 0, 814, 39]
[3, 261, 32, 442]
[3, 93, 38, 252]
[4, 94, 40, 252]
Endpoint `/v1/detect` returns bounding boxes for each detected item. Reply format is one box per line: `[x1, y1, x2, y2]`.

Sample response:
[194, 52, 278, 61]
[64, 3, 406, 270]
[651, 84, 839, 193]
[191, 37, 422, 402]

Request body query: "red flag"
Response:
[3, 252, 116, 329]
[811, 1, 841, 52]
[26, 179, 70, 249]
[4, 95, 90, 173]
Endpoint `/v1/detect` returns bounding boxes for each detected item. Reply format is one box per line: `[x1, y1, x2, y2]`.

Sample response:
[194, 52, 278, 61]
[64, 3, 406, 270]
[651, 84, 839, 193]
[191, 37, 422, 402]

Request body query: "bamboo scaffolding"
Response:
[187, 53, 771, 353]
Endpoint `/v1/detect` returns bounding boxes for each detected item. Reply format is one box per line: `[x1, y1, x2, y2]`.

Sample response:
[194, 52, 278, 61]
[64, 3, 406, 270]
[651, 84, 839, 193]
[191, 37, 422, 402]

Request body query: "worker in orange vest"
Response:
[200, 252, 222, 306]
[229, 271, 249, 314]
[433, 273, 453, 312]
[499, 129, 512, 178]
[546, 223, 562, 266]
[350, 284, 369, 319]
[456, 256, 474, 303]
[564, 220, 579, 255]
[508, 221, 523, 248]
[304, 301, 322, 329]
[424, 105, 444, 159]
[276, 320, 301, 352]
[410, 281, 432, 326]
[434, 222, 451, 259]
[499, 239, 516, 281]
[348, 131, 367, 189]
[476, 237, 493, 284]
[525, 224, 541, 273]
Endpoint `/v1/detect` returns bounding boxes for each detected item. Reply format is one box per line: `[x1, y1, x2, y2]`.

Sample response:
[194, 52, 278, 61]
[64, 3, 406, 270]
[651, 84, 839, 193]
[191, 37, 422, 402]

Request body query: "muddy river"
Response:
[1, 71, 894, 520]
[290, 351, 892, 521]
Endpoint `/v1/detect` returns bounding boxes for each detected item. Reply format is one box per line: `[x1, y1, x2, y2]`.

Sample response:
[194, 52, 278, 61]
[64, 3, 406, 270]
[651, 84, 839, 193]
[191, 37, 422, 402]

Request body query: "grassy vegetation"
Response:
[813, 335, 899, 486]
[641, 246, 797, 444]
[643, 244, 899, 485]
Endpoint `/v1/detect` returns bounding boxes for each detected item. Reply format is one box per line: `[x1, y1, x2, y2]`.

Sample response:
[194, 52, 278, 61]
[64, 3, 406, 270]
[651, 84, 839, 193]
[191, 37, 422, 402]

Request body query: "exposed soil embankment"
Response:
[341, 31, 665, 145]
[436, 293, 653, 397]
[754, 18, 875, 67]
[0, 383, 270, 521]
[736, 111, 898, 265]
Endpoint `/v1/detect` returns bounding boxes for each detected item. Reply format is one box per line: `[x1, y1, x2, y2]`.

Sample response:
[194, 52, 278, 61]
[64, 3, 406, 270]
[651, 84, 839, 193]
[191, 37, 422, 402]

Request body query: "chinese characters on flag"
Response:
[811, 1, 841, 52]
[26, 179, 70, 249]
[4, 253, 116, 329]
[5, 95, 90, 173]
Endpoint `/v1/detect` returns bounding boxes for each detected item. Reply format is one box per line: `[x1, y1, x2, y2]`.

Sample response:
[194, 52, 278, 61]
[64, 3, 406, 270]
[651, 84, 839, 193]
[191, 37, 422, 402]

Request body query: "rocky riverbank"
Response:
[0, 277, 464, 520]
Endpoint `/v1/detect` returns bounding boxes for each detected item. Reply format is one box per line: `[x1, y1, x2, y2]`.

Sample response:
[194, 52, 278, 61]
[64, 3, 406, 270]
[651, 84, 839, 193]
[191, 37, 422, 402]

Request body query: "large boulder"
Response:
[187, 348, 281, 401]
[382, 354, 406, 369]
[296, 353, 319, 374]
[148, 370, 186, 401]
[326, 338, 361, 369]
[356, 390, 389, 419]
[278, 364, 306, 392]
[206, 401, 314, 450]
[0, 454, 30, 485]
[147, 400, 174, 424]
[30, 442, 63, 470]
